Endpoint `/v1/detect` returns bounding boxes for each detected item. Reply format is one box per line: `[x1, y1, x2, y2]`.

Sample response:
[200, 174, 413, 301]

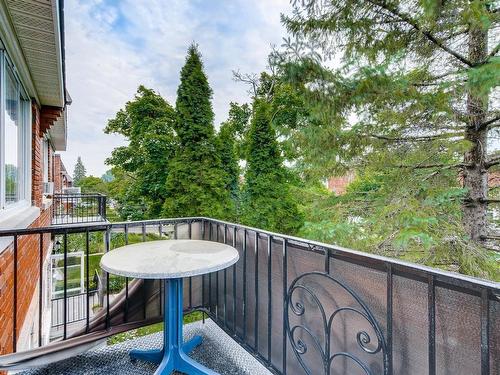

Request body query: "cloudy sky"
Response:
[60, 0, 291, 176]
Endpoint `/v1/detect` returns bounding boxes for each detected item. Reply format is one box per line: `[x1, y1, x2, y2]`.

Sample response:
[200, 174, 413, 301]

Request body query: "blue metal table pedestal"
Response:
[129, 278, 217, 375]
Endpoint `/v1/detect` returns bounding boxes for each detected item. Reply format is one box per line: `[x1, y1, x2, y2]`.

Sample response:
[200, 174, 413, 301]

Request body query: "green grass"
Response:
[54, 231, 165, 293]
[107, 311, 204, 345]
[106, 206, 121, 223]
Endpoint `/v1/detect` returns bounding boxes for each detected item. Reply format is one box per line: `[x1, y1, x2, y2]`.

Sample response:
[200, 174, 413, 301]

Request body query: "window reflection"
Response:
[4, 65, 20, 205]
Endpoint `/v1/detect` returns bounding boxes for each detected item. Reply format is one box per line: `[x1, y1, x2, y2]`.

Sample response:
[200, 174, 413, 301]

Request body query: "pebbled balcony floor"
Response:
[19, 320, 271, 375]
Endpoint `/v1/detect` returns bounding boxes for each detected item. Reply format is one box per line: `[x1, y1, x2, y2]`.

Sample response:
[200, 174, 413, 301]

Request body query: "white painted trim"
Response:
[0, 50, 4, 208]
[1, 56, 33, 210]
[51, 0, 65, 106]
[0, 205, 40, 254]
[0, 0, 39, 104]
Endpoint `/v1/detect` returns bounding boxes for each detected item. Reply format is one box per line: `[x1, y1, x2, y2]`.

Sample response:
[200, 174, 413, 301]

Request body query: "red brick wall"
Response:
[54, 155, 62, 193]
[0, 101, 53, 356]
[327, 171, 356, 195]
[0, 209, 51, 354]
[489, 172, 500, 188]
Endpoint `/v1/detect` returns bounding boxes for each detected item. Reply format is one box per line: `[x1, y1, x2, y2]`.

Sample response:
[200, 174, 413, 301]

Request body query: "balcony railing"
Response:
[52, 193, 107, 225]
[0, 218, 498, 374]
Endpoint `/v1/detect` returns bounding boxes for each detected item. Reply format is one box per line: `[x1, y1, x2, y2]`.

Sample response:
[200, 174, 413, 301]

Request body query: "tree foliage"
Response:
[162, 45, 232, 219]
[105, 86, 176, 218]
[216, 103, 251, 215]
[240, 99, 303, 234]
[78, 176, 108, 195]
[271, 0, 500, 278]
[73, 156, 86, 186]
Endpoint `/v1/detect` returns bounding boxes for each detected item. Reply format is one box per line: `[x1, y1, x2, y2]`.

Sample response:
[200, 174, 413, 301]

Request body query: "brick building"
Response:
[0, 0, 69, 354]
[53, 154, 72, 194]
[327, 171, 500, 195]
[326, 171, 356, 195]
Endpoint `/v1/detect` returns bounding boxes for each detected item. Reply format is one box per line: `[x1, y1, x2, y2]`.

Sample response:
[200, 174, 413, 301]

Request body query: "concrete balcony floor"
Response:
[19, 320, 271, 375]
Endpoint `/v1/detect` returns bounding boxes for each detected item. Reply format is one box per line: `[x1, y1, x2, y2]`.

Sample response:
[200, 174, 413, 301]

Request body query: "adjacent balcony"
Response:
[0, 218, 498, 374]
[51, 194, 107, 225]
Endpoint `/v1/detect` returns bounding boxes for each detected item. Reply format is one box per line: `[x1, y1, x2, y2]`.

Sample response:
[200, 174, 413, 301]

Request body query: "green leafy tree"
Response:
[73, 157, 86, 186]
[101, 170, 114, 183]
[105, 86, 176, 218]
[162, 44, 232, 219]
[107, 167, 148, 221]
[241, 99, 303, 234]
[78, 176, 108, 195]
[216, 103, 251, 217]
[272, 0, 500, 278]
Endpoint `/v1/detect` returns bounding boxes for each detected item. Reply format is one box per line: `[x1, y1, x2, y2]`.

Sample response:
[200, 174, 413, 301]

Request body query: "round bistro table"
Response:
[100, 239, 239, 375]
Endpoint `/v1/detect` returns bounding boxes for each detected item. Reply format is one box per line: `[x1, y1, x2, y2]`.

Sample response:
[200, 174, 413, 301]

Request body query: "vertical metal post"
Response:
[232, 226, 237, 334]
[63, 232, 68, 340]
[254, 232, 259, 351]
[428, 275, 435, 375]
[125, 224, 129, 322]
[85, 230, 90, 333]
[38, 233, 44, 347]
[142, 222, 146, 242]
[105, 228, 111, 328]
[282, 238, 288, 374]
[216, 223, 219, 319]
[188, 221, 192, 309]
[208, 223, 212, 313]
[223, 224, 227, 328]
[267, 235, 272, 362]
[480, 288, 490, 375]
[243, 229, 247, 342]
[386, 264, 393, 375]
[201, 220, 206, 323]
[324, 247, 330, 274]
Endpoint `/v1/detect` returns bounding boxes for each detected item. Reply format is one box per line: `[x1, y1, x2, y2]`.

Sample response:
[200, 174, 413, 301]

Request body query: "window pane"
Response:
[4, 65, 21, 205]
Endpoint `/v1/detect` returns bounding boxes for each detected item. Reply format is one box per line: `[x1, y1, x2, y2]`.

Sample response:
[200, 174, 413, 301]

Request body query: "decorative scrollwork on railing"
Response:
[285, 271, 388, 375]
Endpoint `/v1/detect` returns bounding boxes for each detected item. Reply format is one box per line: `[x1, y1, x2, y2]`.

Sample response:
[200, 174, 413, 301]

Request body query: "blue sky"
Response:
[60, 0, 290, 176]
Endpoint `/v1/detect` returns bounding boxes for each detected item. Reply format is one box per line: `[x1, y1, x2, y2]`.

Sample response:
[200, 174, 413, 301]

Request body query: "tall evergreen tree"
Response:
[277, 0, 499, 244]
[73, 157, 86, 186]
[162, 44, 231, 219]
[241, 99, 303, 234]
[216, 103, 251, 218]
[105, 86, 176, 218]
[269, 0, 500, 277]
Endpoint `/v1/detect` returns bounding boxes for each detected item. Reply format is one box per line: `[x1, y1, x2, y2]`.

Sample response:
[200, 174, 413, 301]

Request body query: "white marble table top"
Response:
[100, 240, 239, 279]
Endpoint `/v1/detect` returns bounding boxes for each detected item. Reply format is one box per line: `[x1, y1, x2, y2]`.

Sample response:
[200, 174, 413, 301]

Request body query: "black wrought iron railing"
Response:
[51, 291, 99, 328]
[52, 194, 107, 224]
[0, 217, 498, 374]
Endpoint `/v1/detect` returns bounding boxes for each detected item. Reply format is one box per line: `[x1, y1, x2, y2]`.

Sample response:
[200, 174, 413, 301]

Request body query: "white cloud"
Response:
[59, 0, 291, 176]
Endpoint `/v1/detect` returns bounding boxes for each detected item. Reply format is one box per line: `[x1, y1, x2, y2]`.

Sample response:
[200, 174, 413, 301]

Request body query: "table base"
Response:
[129, 278, 218, 375]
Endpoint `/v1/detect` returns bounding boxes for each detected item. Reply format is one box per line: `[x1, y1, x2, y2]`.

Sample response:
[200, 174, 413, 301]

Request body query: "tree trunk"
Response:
[462, 26, 488, 242]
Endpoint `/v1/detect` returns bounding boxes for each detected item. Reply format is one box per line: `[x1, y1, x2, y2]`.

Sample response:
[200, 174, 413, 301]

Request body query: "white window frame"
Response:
[0, 49, 32, 217]
[42, 138, 49, 183]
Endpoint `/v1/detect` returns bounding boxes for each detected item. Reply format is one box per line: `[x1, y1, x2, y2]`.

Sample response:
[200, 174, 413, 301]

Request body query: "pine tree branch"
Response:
[365, 0, 474, 67]
[485, 42, 500, 61]
[369, 132, 462, 142]
[486, 155, 500, 168]
[479, 198, 500, 204]
[394, 162, 466, 169]
[477, 115, 500, 130]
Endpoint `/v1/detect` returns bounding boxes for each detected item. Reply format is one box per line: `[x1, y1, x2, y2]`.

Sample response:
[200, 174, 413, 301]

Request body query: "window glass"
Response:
[4, 64, 20, 206]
